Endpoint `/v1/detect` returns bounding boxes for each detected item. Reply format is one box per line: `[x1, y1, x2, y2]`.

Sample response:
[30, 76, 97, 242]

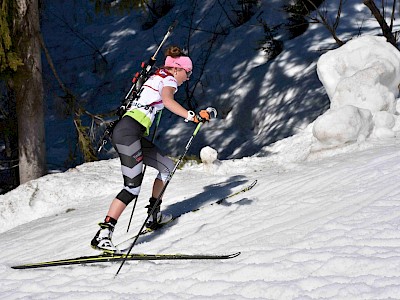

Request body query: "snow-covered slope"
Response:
[1, 134, 400, 299]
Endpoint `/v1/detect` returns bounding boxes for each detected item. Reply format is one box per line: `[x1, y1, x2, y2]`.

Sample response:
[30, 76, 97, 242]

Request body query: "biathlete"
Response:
[91, 46, 211, 252]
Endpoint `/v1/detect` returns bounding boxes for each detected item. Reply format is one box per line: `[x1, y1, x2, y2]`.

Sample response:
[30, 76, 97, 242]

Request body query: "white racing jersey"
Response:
[124, 68, 178, 136]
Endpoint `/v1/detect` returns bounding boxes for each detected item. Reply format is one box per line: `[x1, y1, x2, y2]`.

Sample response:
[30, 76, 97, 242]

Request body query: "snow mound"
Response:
[314, 35, 400, 146]
[313, 105, 372, 146]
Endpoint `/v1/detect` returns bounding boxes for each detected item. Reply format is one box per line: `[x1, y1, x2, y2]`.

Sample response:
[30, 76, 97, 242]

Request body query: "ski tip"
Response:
[11, 265, 22, 270]
[228, 252, 241, 258]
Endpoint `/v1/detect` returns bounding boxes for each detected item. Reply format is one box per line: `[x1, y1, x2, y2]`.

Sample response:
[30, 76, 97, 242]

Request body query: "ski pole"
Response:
[126, 110, 163, 232]
[114, 108, 217, 278]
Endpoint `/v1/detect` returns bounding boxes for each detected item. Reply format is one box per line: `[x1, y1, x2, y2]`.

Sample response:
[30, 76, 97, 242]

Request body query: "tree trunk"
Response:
[10, 0, 46, 184]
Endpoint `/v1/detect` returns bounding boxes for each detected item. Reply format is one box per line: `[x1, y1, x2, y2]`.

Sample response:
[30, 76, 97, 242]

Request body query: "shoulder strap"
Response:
[154, 68, 173, 78]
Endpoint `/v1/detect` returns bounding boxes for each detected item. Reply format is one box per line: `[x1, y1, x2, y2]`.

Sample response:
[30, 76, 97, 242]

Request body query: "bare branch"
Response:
[39, 33, 105, 162]
[333, 0, 344, 31]
[390, 0, 396, 30]
[363, 0, 398, 49]
[38, 33, 74, 99]
[306, 0, 345, 46]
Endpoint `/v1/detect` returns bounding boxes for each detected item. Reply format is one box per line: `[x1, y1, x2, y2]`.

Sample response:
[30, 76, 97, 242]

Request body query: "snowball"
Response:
[371, 111, 396, 139]
[372, 127, 395, 139]
[200, 146, 218, 164]
[373, 111, 395, 129]
[312, 105, 372, 146]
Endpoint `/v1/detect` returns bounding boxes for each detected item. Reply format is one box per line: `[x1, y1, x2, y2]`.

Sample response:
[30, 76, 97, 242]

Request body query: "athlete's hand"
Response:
[193, 110, 211, 123]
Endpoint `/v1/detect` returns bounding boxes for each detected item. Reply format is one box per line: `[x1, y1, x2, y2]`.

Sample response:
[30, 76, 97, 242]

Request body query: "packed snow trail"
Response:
[1, 139, 400, 299]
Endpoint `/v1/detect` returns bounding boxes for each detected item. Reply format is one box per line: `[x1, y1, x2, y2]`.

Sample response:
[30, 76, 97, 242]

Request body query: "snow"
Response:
[1, 128, 400, 299]
[200, 146, 219, 164]
[1, 0, 400, 299]
[314, 36, 400, 147]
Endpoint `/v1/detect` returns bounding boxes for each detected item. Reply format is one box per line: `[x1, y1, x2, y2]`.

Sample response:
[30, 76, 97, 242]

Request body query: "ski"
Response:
[196, 179, 257, 207]
[11, 180, 254, 270]
[11, 252, 241, 270]
[115, 180, 257, 251]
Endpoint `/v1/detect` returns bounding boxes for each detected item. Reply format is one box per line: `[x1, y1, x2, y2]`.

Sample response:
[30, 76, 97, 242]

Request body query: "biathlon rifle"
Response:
[97, 20, 178, 152]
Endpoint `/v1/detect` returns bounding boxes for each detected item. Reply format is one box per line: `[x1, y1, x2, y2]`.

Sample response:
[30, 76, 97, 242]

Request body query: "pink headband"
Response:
[164, 56, 193, 72]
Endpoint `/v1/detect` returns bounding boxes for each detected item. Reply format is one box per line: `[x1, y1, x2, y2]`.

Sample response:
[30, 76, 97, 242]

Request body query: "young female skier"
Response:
[91, 46, 211, 252]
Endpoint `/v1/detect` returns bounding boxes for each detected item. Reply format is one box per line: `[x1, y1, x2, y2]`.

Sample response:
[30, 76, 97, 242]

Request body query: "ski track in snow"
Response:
[1, 140, 400, 299]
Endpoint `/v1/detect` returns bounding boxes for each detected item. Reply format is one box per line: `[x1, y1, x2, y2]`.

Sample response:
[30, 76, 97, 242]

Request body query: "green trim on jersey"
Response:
[124, 110, 152, 136]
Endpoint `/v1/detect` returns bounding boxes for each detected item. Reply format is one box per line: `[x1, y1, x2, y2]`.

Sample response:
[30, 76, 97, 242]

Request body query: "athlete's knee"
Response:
[116, 185, 140, 205]
[157, 158, 174, 182]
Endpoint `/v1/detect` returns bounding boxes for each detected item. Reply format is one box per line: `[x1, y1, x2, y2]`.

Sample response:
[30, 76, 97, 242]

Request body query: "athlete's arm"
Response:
[161, 86, 193, 120]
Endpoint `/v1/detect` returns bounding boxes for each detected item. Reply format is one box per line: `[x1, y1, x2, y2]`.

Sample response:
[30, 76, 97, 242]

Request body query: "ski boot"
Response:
[91, 221, 118, 253]
[146, 197, 173, 230]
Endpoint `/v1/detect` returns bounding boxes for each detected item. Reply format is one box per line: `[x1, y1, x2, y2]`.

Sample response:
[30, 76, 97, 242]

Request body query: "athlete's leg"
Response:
[107, 117, 146, 219]
[142, 138, 175, 199]
[141, 139, 175, 228]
